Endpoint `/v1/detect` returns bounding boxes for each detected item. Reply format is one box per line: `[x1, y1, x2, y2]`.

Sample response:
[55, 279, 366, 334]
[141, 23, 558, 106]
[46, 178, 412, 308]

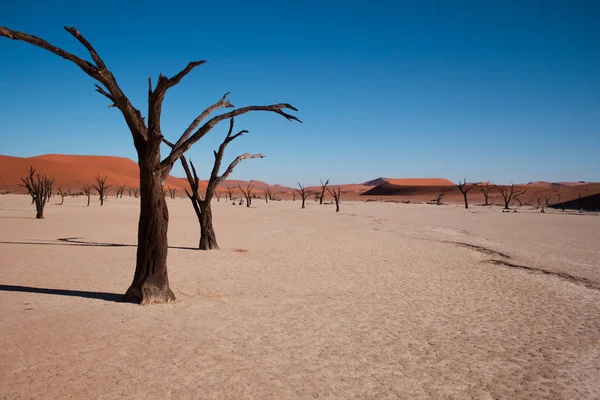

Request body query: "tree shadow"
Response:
[0, 237, 197, 250]
[0, 284, 124, 302]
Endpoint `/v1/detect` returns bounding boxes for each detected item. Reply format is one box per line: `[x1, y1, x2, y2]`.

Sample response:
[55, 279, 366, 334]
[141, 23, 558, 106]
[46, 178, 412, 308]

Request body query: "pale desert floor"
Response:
[1, 195, 599, 399]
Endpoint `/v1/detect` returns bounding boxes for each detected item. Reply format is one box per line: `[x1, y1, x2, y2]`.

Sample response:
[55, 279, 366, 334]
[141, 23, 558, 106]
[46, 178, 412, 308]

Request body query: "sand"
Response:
[1, 195, 599, 399]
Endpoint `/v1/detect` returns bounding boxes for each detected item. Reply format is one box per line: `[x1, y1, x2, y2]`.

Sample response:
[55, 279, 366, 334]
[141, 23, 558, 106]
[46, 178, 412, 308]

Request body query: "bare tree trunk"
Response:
[123, 152, 174, 305]
[301, 197, 306, 208]
[199, 201, 218, 250]
[87, 192, 90, 206]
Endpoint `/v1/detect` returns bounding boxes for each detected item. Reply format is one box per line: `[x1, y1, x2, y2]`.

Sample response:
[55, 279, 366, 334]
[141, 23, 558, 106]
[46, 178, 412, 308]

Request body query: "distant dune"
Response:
[1, 154, 598, 206]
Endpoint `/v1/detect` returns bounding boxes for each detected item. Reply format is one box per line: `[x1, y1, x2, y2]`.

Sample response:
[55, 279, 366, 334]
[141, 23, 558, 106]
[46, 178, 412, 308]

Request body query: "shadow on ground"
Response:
[0, 284, 123, 302]
[0, 237, 197, 250]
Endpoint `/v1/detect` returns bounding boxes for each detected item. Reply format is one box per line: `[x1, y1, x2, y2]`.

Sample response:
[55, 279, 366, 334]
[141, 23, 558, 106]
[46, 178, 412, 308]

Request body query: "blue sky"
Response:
[1, 0, 599, 186]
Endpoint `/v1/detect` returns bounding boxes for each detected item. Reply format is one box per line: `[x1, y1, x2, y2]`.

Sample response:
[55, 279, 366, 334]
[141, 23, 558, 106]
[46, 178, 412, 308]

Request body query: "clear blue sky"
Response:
[1, 0, 599, 186]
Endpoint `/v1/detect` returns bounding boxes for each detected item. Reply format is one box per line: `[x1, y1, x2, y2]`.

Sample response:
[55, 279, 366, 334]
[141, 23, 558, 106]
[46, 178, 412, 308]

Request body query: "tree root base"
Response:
[123, 284, 176, 305]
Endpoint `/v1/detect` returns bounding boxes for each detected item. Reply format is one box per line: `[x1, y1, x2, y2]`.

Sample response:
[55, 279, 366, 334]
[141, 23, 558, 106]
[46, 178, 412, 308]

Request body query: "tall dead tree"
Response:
[0, 26, 300, 304]
[494, 182, 526, 210]
[477, 181, 493, 206]
[82, 184, 93, 206]
[326, 186, 342, 212]
[319, 178, 329, 205]
[457, 178, 476, 209]
[237, 182, 255, 208]
[295, 183, 313, 209]
[92, 175, 111, 206]
[174, 118, 264, 250]
[264, 188, 270, 203]
[20, 166, 54, 219]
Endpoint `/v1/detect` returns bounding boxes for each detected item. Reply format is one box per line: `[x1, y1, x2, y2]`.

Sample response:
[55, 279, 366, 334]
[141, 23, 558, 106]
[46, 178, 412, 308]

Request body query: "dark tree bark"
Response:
[319, 178, 329, 205]
[326, 186, 342, 212]
[494, 182, 526, 210]
[295, 183, 312, 209]
[20, 166, 54, 219]
[92, 175, 111, 206]
[237, 182, 255, 208]
[174, 118, 264, 250]
[477, 181, 493, 206]
[456, 178, 476, 209]
[0, 26, 300, 304]
[82, 185, 92, 206]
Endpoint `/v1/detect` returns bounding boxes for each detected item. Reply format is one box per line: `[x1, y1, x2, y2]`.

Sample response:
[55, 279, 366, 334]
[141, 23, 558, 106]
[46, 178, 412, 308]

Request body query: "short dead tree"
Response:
[237, 182, 255, 208]
[115, 185, 126, 198]
[477, 181, 494, 206]
[173, 117, 264, 250]
[225, 186, 235, 201]
[295, 183, 313, 209]
[264, 188, 270, 203]
[167, 185, 177, 199]
[292, 192, 296, 201]
[82, 184, 93, 206]
[319, 178, 329, 205]
[326, 185, 342, 212]
[457, 178, 476, 209]
[57, 188, 66, 205]
[434, 191, 446, 205]
[92, 175, 111, 206]
[215, 191, 221, 202]
[494, 182, 526, 210]
[263, 187, 278, 203]
[132, 187, 139, 198]
[20, 166, 54, 219]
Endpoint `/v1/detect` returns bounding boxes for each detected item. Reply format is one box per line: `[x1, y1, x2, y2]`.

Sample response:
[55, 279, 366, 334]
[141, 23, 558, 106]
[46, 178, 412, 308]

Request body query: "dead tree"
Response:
[57, 188, 66, 205]
[435, 192, 446, 205]
[167, 185, 177, 199]
[319, 178, 329, 205]
[126, 187, 133, 197]
[0, 26, 299, 304]
[457, 178, 476, 209]
[92, 175, 111, 206]
[215, 192, 221, 202]
[237, 182, 255, 208]
[82, 184, 93, 206]
[115, 184, 126, 198]
[326, 186, 342, 212]
[225, 186, 235, 201]
[264, 188, 270, 203]
[292, 192, 296, 201]
[20, 166, 54, 219]
[174, 118, 264, 250]
[477, 181, 493, 206]
[295, 183, 313, 209]
[494, 182, 526, 210]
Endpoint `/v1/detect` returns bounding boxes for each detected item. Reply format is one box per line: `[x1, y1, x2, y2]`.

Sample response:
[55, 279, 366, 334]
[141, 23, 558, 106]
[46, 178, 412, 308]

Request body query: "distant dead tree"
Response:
[319, 178, 329, 205]
[117, 185, 126, 198]
[494, 182, 526, 210]
[238, 182, 255, 208]
[292, 192, 296, 201]
[326, 186, 342, 212]
[477, 181, 493, 206]
[172, 118, 264, 250]
[295, 183, 313, 209]
[20, 166, 54, 219]
[92, 175, 111, 206]
[81, 184, 93, 206]
[167, 185, 177, 199]
[434, 192, 446, 205]
[225, 186, 235, 201]
[215, 191, 221, 202]
[456, 178, 476, 209]
[263, 187, 278, 203]
[0, 25, 299, 304]
[264, 188, 270, 203]
[132, 188, 139, 198]
[57, 188, 66, 205]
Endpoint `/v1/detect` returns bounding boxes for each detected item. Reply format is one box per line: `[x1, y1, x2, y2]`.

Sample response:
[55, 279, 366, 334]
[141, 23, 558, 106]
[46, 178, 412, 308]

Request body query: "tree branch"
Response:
[217, 153, 264, 185]
[161, 102, 300, 169]
[64, 26, 106, 69]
